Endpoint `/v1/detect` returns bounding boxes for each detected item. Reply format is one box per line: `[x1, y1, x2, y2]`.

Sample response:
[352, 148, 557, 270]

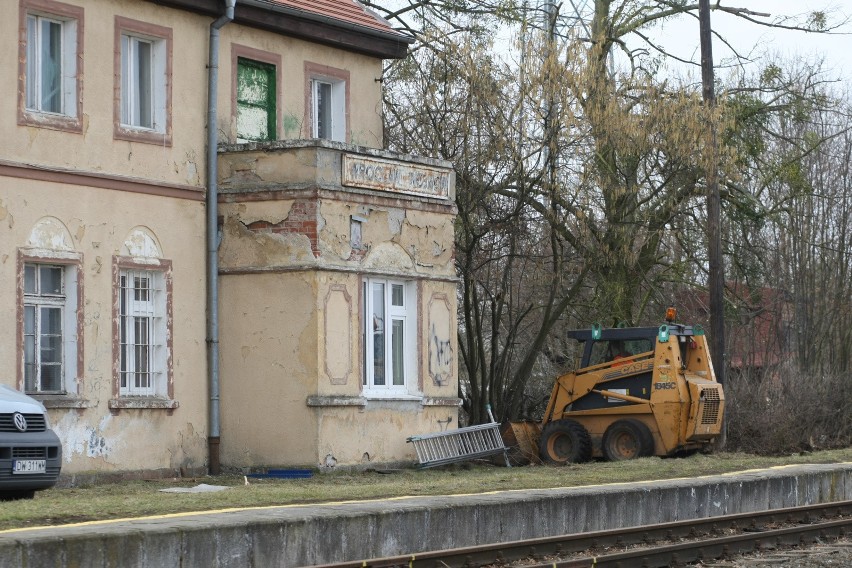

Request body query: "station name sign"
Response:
[342, 155, 450, 200]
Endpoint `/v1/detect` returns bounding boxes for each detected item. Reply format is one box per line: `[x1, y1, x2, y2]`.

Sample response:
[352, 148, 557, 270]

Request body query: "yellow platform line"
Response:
[2, 462, 848, 535]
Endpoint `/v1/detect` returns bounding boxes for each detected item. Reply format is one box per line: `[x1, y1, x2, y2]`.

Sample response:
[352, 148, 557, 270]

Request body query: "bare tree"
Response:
[371, 0, 849, 423]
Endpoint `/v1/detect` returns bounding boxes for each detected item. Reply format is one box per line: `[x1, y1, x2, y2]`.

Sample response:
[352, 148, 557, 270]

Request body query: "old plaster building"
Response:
[1, 0, 458, 476]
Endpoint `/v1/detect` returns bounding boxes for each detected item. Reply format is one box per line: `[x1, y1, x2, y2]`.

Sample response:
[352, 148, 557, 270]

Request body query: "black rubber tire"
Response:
[539, 419, 593, 465]
[602, 419, 655, 461]
[0, 489, 35, 501]
[672, 448, 699, 458]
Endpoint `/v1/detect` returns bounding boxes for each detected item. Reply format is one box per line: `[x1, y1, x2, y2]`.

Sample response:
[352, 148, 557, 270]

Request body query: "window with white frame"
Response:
[363, 278, 416, 394]
[311, 77, 346, 142]
[119, 268, 167, 397]
[120, 33, 166, 131]
[23, 263, 78, 394]
[25, 11, 78, 117]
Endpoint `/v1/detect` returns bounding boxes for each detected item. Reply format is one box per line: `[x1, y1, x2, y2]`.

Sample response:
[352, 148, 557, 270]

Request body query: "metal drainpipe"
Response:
[207, 0, 236, 476]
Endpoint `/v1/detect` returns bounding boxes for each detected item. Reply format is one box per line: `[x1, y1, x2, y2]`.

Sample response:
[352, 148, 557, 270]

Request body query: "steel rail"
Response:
[522, 517, 851, 567]
[304, 500, 852, 568]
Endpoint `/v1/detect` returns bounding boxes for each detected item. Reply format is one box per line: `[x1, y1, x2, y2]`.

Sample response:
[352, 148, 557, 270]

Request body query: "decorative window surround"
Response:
[110, 256, 175, 413]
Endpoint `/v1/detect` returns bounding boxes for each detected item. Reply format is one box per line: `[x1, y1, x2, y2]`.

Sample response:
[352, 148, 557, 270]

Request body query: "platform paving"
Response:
[0, 462, 849, 567]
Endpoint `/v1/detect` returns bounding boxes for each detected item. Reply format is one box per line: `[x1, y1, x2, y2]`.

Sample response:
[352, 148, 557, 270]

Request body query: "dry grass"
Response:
[1, 448, 850, 532]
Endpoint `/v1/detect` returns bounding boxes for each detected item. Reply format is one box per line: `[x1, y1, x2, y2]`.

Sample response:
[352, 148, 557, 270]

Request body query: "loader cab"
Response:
[568, 324, 705, 371]
[568, 327, 659, 369]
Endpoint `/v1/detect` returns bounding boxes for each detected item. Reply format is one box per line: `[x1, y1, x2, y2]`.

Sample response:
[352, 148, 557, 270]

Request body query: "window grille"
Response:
[119, 269, 165, 396]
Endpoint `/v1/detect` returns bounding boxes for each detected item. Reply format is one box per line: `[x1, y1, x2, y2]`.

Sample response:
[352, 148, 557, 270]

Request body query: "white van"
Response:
[0, 385, 62, 500]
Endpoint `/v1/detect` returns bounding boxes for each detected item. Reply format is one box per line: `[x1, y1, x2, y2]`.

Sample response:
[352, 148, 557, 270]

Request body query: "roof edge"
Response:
[144, 0, 413, 59]
[241, 0, 413, 44]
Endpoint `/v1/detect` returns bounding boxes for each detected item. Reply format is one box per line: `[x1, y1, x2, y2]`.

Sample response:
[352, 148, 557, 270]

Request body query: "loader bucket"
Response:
[501, 421, 543, 465]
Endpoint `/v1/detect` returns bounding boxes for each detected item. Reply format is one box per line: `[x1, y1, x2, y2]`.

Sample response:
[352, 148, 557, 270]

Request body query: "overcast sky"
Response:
[644, 1, 852, 82]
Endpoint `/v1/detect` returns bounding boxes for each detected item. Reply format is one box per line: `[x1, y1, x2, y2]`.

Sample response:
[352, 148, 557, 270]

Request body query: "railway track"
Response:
[307, 500, 852, 568]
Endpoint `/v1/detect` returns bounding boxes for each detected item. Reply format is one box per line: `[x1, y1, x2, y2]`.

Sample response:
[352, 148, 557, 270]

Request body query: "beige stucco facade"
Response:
[217, 142, 458, 468]
[2, 0, 455, 476]
[0, 179, 208, 472]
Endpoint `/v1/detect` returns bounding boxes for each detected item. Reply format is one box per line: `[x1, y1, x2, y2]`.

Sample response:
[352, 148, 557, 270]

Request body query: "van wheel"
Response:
[602, 419, 654, 461]
[539, 420, 593, 465]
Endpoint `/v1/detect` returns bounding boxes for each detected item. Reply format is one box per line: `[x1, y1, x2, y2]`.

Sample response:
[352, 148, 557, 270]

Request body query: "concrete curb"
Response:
[1, 462, 850, 567]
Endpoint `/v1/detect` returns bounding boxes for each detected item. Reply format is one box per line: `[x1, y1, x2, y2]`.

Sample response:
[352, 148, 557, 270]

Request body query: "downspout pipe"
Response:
[207, 0, 235, 476]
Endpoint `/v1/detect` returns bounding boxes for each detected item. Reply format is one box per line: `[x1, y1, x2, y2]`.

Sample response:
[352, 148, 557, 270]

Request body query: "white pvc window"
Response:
[26, 14, 77, 116]
[23, 263, 78, 394]
[363, 278, 415, 394]
[119, 269, 166, 396]
[121, 34, 166, 131]
[311, 78, 345, 142]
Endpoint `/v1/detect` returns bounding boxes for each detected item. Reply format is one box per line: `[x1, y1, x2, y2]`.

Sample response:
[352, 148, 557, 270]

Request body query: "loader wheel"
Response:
[602, 419, 654, 461]
[539, 420, 593, 465]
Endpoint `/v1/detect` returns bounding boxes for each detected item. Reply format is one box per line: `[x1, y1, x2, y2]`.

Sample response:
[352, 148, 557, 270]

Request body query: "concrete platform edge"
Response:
[0, 462, 849, 567]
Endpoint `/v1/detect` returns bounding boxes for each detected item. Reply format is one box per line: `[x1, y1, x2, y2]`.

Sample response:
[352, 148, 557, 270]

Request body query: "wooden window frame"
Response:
[231, 44, 281, 142]
[16, 250, 84, 396]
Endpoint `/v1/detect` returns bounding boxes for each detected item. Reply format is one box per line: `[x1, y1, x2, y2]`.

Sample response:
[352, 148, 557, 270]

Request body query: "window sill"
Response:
[114, 125, 172, 147]
[31, 394, 93, 409]
[109, 397, 179, 415]
[306, 396, 366, 407]
[421, 397, 462, 407]
[19, 110, 83, 133]
[361, 392, 423, 401]
[307, 395, 460, 408]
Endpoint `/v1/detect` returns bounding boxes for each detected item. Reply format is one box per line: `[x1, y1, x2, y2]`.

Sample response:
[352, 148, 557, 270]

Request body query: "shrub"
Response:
[724, 366, 852, 454]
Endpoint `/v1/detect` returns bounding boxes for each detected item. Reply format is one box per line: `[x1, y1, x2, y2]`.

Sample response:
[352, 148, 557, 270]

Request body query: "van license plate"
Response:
[12, 460, 46, 474]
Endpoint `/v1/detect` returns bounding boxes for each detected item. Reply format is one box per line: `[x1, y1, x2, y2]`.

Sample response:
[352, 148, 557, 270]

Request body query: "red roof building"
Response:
[676, 284, 793, 375]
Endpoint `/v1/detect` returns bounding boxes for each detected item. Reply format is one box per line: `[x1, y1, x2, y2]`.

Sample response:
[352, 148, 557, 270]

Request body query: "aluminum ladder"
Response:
[407, 406, 510, 468]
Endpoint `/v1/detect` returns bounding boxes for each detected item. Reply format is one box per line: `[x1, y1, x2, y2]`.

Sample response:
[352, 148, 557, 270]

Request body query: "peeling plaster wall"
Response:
[217, 144, 459, 467]
[1, 0, 208, 188]
[218, 146, 457, 279]
[219, 199, 456, 277]
[0, 179, 208, 473]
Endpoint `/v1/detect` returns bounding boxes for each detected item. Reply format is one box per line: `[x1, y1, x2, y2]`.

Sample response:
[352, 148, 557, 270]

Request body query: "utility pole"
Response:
[699, 0, 726, 446]
[544, 1, 559, 195]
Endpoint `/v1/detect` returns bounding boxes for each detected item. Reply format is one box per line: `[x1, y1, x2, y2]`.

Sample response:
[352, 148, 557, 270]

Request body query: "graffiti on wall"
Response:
[428, 294, 453, 386]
